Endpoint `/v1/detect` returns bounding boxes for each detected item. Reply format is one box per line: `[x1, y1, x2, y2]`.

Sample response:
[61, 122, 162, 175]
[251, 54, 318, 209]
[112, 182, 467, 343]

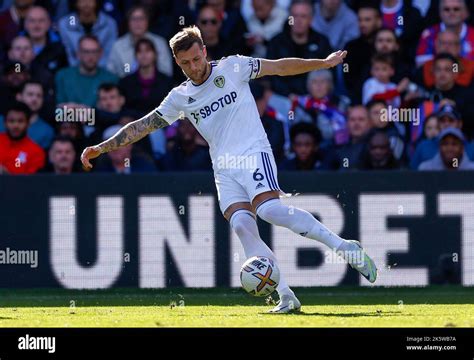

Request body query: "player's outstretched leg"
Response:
[230, 209, 301, 313]
[256, 199, 377, 283]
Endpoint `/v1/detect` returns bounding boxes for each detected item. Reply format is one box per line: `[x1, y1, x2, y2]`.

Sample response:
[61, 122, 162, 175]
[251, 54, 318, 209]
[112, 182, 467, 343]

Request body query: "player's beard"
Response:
[183, 63, 209, 84]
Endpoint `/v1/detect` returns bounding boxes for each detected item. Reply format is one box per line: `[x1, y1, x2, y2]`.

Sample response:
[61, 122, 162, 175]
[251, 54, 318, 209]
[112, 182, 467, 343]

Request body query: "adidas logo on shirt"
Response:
[255, 182, 265, 190]
[188, 97, 196, 104]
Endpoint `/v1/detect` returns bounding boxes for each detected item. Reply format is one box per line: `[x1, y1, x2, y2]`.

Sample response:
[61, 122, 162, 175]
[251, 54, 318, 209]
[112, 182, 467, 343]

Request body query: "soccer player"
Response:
[81, 26, 377, 313]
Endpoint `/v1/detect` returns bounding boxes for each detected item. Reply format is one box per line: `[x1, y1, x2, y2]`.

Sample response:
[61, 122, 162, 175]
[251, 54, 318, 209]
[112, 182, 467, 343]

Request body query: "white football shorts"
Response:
[214, 151, 288, 214]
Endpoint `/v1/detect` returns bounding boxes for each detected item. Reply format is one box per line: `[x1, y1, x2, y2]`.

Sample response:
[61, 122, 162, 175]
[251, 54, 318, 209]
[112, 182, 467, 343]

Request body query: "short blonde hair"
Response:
[169, 26, 204, 57]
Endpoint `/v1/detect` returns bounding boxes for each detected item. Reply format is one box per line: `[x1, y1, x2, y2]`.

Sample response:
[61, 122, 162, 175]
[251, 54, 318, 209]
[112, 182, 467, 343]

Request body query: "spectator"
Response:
[15, 81, 53, 148]
[251, 81, 285, 162]
[241, 0, 291, 22]
[7, 34, 56, 109]
[107, 5, 173, 78]
[7, 35, 35, 68]
[95, 124, 157, 173]
[423, 113, 441, 139]
[0, 61, 30, 115]
[416, 0, 474, 66]
[56, 121, 87, 155]
[244, 0, 287, 58]
[0, 0, 35, 58]
[159, 119, 212, 171]
[410, 112, 440, 154]
[291, 69, 350, 147]
[410, 104, 474, 168]
[312, 0, 360, 50]
[58, 0, 118, 67]
[373, 28, 412, 82]
[46, 136, 80, 174]
[93, 83, 156, 158]
[197, 5, 234, 61]
[359, 129, 401, 170]
[367, 98, 405, 160]
[266, 0, 332, 96]
[207, 0, 250, 56]
[96, 83, 124, 114]
[92, 82, 125, 135]
[325, 105, 373, 170]
[55, 34, 118, 107]
[379, 0, 423, 63]
[143, 0, 194, 41]
[416, 29, 474, 88]
[419, 127, 474, 170]
[23, 6, 68, 74]
[344, 4, 382, 103]
[0, 101, 45, 174]
[362, 53, 410, 107]
[279, 122, 325, 170]
[425, 0, 474, 27]
[425, 53, 474, 136]
[98, 0, 134, 25]
[119, 38, 174, 117]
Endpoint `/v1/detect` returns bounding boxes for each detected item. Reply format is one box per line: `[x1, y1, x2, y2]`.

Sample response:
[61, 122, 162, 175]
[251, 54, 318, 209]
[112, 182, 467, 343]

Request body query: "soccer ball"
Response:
[240, 256, 280, 297]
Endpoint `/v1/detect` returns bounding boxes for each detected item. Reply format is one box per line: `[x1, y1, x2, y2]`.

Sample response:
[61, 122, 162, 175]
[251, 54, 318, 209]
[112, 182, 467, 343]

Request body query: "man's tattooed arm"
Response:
[96, 111, 169, 154]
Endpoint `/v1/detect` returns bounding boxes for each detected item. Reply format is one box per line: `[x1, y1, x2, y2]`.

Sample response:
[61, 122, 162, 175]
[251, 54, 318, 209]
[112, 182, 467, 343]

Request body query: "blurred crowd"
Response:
[1, 0, 474, 175]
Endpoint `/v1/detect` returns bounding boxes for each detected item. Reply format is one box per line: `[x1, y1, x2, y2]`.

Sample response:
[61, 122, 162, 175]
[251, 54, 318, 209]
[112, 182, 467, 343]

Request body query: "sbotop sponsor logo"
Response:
[216, 153, 258, 171]
[55, 105, 95, 126]
[324, 249, 365, 266]
[0, 247, 38, 268]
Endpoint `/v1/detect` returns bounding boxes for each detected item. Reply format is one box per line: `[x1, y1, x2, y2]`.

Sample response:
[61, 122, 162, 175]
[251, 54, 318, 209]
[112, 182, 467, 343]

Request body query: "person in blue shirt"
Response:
[0, 81, 54, 149]
[410, 104, 474, 169]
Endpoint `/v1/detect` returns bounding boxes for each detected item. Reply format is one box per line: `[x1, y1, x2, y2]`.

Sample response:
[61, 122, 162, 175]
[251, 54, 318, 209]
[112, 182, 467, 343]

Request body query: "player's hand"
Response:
[324, 50, 347, 68]
[80, 146, 101, 170]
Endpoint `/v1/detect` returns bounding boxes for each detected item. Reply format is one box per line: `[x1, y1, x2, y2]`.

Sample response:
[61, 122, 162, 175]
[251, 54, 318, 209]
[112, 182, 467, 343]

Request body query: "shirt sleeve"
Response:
[232, 55, 261, 82]
[154, 89, 181, 125]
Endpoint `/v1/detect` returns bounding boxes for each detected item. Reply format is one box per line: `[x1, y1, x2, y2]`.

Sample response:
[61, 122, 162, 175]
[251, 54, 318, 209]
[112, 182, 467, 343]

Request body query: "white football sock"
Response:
[256, 198, 350, 252]
[230, 209, 294, 297]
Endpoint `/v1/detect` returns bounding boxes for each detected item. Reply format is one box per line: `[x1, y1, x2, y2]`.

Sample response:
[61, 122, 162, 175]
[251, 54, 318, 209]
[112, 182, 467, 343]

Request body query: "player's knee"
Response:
[256, 199, 315, 234]
[256, 198, 286, 225]
[229, 210, 255, 235]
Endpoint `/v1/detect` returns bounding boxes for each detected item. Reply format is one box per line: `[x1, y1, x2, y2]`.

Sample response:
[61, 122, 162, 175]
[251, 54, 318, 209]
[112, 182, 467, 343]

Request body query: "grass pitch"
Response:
[0, 286, 472, 327]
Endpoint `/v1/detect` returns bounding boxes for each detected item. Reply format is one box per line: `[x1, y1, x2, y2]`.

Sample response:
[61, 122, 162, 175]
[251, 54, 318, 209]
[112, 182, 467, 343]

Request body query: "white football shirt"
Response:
[154, 55, 273, 173]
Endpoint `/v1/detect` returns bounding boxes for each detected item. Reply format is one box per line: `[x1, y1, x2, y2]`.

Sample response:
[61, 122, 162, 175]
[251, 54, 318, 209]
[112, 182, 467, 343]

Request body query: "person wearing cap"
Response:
[419, 127, 474, 170]
[410, 104, 474, 168]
